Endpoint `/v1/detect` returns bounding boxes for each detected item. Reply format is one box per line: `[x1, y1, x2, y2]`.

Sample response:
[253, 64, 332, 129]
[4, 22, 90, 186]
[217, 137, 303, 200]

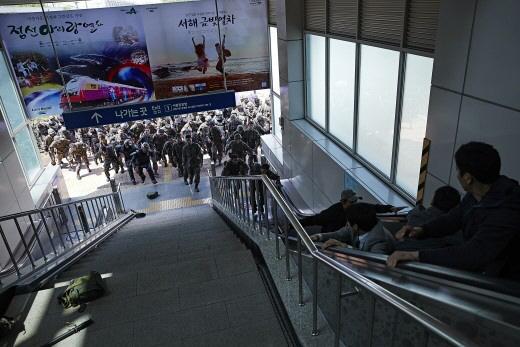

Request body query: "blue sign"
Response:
[63, 91, 236, 129]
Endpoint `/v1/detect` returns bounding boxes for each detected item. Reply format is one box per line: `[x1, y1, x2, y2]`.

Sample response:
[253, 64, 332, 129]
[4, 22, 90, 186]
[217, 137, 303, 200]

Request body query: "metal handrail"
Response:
[0, 191, 120, 222]
[209, 174, 478, 347]
[0, 185, 127, 291]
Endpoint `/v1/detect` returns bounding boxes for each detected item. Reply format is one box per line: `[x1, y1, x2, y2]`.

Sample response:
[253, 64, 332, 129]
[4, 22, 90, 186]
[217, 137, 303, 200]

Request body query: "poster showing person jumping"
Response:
[0, 0, 269, 118]
[142, 0, 270, 99]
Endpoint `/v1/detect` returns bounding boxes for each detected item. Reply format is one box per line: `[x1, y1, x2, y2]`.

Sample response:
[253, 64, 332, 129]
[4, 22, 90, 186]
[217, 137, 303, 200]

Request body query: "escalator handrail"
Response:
[274, 176, 520, 298]
[210, 174, 477, 346]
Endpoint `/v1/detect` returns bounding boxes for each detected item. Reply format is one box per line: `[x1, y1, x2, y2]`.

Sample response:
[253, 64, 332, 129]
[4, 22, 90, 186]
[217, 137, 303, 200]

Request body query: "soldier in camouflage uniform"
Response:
[49, 136, 72, 169]
[130, 121, 145, 139]
[137, 128, 158, 175]
[101, 144, 120, 182]
[208, 121, 224, 165]
[59, 126, 76, 142]
[182, 134, 203, 192]
[225, 134, 253, 163]
[222, 154, 248, 176]
[132, 142, 157, 184]
[117, 139, 139, 185]
[69, 142, 91, 180]
[226, 113, 243, 134]
[164, 134, 186, 178]
[44, 128, 57, 165]
[152, 128, 169, 167]
[242, 122, 261, 164]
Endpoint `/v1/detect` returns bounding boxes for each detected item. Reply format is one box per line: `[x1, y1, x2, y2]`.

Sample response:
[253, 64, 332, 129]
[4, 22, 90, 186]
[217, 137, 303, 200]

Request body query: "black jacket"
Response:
[419, 176, 520, 279]
[132, 149, 155, 166]
[300, 202, 394, 233]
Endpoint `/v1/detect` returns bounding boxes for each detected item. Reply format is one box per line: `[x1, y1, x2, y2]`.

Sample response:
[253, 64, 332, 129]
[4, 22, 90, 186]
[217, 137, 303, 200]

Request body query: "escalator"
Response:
[209, 173, 520, 347]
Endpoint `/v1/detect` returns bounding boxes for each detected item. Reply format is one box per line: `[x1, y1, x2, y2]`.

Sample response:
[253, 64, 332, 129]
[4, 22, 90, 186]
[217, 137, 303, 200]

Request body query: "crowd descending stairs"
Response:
[5, 204, 289, 346]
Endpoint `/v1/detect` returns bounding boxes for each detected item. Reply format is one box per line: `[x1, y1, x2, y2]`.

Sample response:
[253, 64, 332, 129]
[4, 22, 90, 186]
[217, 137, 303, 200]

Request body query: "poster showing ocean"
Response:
[0, 7, 154, 119]
[0, 0, 269, 119]
[142, 0, 270, 99]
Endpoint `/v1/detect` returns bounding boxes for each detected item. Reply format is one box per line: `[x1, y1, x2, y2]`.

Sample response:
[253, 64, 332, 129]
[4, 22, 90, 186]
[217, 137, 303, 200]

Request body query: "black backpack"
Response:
[58, 271, 106, 309]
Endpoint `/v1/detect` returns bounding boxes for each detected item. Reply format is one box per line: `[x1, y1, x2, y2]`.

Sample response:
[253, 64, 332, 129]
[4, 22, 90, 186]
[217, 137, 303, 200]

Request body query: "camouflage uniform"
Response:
[182, 141, 203, 189]
[164, 139, 186, 177]
[101, 145, 120, 181]
[44, 131, 56, 165]
[208, 125, 224, 164]
[130, 122, 145, 139]
[221, 158, 248, 176]
[138, 131, 158, 174]
[225, 139, 253, 163]
[226, 115, 243, 134]
[242, 127, 261, 163]
[152, 132, 169, 166]
[49, 137, 72, 168]
[70, 143, 91, 179]
[117, 141, 139, 184]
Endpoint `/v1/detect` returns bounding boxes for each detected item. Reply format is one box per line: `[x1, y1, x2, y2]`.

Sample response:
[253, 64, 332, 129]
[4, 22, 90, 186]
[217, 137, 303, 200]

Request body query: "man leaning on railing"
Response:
[387, 142, 520, 280]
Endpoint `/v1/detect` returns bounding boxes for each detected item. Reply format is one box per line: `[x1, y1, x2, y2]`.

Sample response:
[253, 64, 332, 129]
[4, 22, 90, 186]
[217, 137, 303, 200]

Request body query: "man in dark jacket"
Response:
[299, 189, 404, 234]
[388, 142, 520, 279]
[132, 142, 157, 184]
[222, 154, 248, 176]
[117, 139, 139, 185]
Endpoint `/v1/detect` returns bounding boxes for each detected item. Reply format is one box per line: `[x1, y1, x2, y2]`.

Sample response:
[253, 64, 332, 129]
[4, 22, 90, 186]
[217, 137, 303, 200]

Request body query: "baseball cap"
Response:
[340, 189, 360, 202]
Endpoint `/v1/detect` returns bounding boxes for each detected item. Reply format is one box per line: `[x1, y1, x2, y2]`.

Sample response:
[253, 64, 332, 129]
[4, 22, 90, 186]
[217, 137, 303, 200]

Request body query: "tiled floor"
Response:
[4, 205, 289, 346]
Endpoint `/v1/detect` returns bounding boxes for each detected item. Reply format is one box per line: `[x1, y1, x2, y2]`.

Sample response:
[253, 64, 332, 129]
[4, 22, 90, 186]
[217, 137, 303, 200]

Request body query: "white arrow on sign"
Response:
[91, 112, 103, 124]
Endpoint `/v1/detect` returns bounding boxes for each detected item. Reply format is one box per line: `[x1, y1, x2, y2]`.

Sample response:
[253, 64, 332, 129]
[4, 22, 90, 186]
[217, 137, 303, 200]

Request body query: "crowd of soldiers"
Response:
[32, 94, 272, 192]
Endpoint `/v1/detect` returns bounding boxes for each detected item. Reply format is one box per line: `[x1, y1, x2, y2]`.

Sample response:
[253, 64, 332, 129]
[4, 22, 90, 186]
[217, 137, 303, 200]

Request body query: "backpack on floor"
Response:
[58, 271, 106, 309]
[146, 191, 159, 199]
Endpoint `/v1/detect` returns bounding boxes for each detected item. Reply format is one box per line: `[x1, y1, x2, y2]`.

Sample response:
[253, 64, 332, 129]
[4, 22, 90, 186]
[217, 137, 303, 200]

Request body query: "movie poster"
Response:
[0, 0, 269, 119]
[142, 0, 270, 99]
[0, 7, 154, 119]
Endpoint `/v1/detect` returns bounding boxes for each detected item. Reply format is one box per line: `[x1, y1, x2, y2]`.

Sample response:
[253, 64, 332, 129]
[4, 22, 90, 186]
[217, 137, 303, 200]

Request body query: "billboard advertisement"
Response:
[0, 0, 269, 119]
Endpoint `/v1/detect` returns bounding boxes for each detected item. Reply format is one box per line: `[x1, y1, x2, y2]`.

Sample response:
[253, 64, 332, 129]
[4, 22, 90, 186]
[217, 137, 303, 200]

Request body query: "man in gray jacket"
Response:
[311, 203, 396, 255]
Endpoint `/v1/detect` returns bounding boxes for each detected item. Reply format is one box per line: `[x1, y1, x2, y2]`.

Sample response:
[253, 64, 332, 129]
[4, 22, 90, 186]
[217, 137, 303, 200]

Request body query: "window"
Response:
[269, 27, 280, 96]
[273, 95, 282, 141]
[14, 126, 41, 183]
[0, 53, 25, 131]
[395, 54, 433, 197]
[305, 34, 326, 129]
[328, 39, 356, 148]
[357, 45, 400, 177]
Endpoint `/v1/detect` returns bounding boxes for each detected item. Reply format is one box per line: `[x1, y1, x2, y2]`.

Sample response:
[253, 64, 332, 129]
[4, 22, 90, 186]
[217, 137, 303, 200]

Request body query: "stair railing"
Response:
[0, 185, 127, 291]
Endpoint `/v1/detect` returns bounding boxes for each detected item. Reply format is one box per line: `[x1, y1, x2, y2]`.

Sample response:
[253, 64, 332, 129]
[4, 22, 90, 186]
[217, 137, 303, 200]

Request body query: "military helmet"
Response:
[234, 133, 242, 140]
[141, 142, 150, 148]
[124, 139, 132, 146]
[158, 128, 165, 134]
[237, 125, 244, 132]
[48, 128, 56, 135]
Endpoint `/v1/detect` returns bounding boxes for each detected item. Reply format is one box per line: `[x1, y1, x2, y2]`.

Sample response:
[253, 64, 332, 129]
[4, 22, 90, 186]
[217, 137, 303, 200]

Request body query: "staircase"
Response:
[4, 204, 289, 346]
